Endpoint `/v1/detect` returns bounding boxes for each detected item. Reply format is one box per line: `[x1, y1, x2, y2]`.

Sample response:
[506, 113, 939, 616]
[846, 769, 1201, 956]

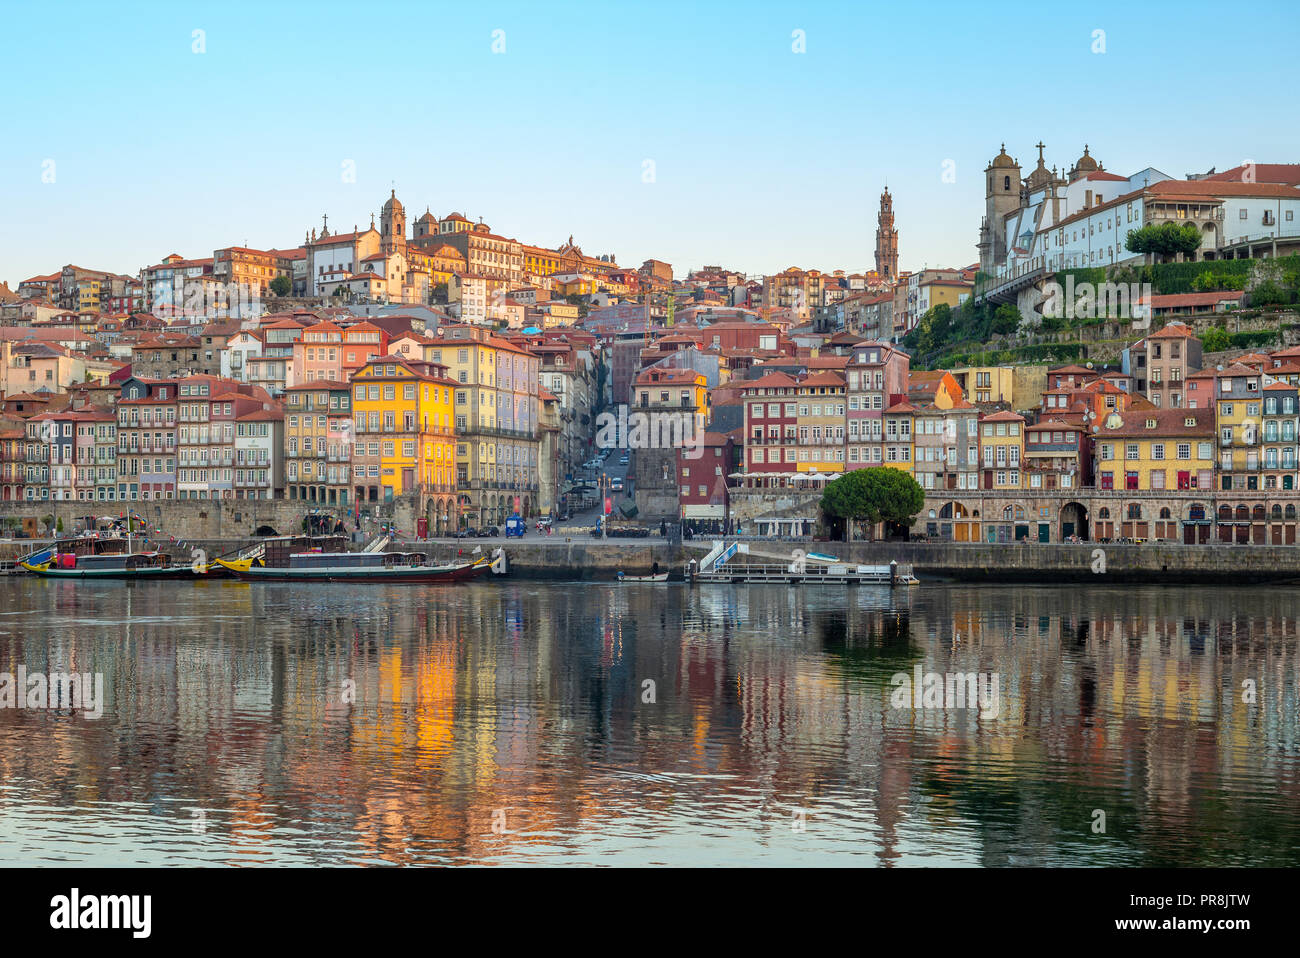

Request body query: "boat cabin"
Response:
[286, 551, 429, 570]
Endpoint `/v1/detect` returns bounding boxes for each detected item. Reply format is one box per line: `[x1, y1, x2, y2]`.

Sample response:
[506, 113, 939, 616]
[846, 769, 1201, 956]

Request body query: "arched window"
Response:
[1127, 503, 1143, 520]
[1236, 505, 1250, 520]
[1159, 507, 1172, 519]
[1218, 505, 1232, 520]
[1004, 175, 1011, 191]
[1271, 504, 1283, 520]
[1288, 504, 1297, 519]
[1004, 506, 1014, 520]
[1253, 505, 1266, 520]
[1098, 507, 1110, 519]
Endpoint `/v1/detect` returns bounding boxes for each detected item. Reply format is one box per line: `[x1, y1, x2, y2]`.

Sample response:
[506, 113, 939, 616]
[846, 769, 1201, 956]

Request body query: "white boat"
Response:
[688, 541, 919, 586]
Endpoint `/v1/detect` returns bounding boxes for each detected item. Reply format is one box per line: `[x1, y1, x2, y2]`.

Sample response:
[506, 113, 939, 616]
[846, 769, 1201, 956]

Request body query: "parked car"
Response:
[454, 527, 478, 538]
[480, 526, 500, 537]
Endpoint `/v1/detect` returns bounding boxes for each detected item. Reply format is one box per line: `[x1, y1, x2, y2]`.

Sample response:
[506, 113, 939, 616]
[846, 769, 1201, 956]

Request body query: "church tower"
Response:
[977, 144, 1023, 274]
[875, 187, 898, 282]
[380, 190, 407, 255]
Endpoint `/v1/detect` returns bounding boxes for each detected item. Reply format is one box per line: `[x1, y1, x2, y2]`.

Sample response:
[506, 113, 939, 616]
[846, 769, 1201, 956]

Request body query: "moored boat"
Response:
[616, 571, 669, 582]
[215, 549, 495, 583]
[20, 550, 195, 579]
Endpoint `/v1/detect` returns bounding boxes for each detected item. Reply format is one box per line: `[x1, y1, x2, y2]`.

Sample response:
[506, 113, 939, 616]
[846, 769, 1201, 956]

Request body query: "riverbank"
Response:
[8, 535, 1300, 583]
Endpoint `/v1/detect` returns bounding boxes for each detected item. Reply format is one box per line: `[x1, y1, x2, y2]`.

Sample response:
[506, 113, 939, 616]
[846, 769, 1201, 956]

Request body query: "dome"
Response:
[382, 189, 404, 213]
[416, 208, 436, 224]
[1073, 145, 1099, 173]
[990, 143, 1018, 169]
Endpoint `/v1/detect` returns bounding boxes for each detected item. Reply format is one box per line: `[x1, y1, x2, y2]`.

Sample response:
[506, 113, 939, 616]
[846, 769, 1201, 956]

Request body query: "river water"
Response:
[0, 577, 1297, 866]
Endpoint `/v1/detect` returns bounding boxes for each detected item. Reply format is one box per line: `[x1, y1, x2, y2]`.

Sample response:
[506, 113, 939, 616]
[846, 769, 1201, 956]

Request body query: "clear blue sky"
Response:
[2, 0, 1296, 287]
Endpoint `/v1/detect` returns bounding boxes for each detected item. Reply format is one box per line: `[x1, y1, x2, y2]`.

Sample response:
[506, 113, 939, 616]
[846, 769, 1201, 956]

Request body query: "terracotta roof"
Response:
[1148, 292, 1244, 310]
[285, 379, 351, 391]
[1147, 179, 1300, 201]
[1202, 164, 1300, 186]
[1096, 407, 1213, 437]
[741, 372, 800, 390]
[797, 371, 846, 388]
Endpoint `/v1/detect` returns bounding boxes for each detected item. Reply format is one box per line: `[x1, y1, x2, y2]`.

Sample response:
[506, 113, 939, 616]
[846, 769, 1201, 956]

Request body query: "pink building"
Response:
[845, 340, 910, 469]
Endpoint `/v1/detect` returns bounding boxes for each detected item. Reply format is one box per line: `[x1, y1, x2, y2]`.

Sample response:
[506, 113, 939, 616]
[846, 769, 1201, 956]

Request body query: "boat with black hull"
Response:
[216, 547, 504, 583]
[20, 549, 195, 579]
[19, 512, 196, 579]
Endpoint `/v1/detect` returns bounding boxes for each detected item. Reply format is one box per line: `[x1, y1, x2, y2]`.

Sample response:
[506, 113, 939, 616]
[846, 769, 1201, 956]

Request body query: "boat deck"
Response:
[692, 561, 917, 585]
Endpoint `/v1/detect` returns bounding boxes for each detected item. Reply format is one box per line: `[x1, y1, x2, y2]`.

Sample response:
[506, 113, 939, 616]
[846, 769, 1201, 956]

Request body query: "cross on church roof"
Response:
[1036, 141, 1046, 160]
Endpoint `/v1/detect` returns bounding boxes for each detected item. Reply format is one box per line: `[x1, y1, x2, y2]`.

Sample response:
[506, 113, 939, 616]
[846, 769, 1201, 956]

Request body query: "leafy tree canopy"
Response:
[1124, 222, 1201, 259]
[820, 467, 925, 528]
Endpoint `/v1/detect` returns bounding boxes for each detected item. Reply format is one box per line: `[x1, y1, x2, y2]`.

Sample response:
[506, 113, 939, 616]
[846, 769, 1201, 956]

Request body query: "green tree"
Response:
[915, 302, 953, 355]
[1201, 326, 1231, 353]
[269, 275, 291, 297]
[990, 303, 1021, 336]
[820, 467, 925, 542]
[1125, 222, 1201, 262]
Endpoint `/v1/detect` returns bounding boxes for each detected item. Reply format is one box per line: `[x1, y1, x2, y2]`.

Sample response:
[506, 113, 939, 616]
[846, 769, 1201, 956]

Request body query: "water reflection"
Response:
[0, 579, 1297, 866]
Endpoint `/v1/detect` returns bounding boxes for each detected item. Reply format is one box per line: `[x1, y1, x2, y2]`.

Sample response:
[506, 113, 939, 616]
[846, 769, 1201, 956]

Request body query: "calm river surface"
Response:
[0, 578, 1298, 866]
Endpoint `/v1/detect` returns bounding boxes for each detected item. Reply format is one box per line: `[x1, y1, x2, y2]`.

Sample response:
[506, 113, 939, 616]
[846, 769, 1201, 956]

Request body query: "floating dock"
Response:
[687, 541, 918, 586]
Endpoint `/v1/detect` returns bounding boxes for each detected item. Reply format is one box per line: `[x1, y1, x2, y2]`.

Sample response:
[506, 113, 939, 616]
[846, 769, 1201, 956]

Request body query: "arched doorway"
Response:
[1060, 501, 1089, 541]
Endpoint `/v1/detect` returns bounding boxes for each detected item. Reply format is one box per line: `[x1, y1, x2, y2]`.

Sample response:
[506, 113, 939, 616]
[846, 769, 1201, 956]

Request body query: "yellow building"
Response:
[633, 366, 710, 439]
[426, 326, 542, 526]
[1093, 407, 1214, 493]
[76, 278, 102, 312]
[979, 410, 1024, 489]
[284, 379, 353, 506]
[794, 371, 845, 473]
[883, 401, 915, 475]
[350, 357, 458, 528]
[949, 365, 1016, 405]
[552, 273, 598, 297]
[1214, 363, 1264, 490]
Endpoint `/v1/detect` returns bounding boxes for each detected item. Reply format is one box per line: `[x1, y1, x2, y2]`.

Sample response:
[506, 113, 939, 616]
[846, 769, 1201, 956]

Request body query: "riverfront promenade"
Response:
[5, 534, 1300, 584]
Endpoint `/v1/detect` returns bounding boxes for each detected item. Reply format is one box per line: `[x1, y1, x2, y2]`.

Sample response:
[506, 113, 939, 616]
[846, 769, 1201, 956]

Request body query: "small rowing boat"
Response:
[616, 571, 669, 582]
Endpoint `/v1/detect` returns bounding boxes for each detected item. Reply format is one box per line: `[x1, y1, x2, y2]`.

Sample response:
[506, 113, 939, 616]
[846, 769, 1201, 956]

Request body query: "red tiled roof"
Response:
[1202, 164, 1300, 186]
[1148, 292, 1244, 310]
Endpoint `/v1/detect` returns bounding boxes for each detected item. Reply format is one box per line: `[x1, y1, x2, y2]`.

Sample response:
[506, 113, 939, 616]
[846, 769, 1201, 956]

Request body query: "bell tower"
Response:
[978, 144, 1023, 273]
[380, 189, 407, 255]
[875, 187, 898, 282]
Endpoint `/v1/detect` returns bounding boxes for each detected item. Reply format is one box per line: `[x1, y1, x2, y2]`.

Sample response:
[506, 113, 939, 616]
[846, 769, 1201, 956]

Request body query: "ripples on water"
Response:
[0, 578, 1298, 866]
